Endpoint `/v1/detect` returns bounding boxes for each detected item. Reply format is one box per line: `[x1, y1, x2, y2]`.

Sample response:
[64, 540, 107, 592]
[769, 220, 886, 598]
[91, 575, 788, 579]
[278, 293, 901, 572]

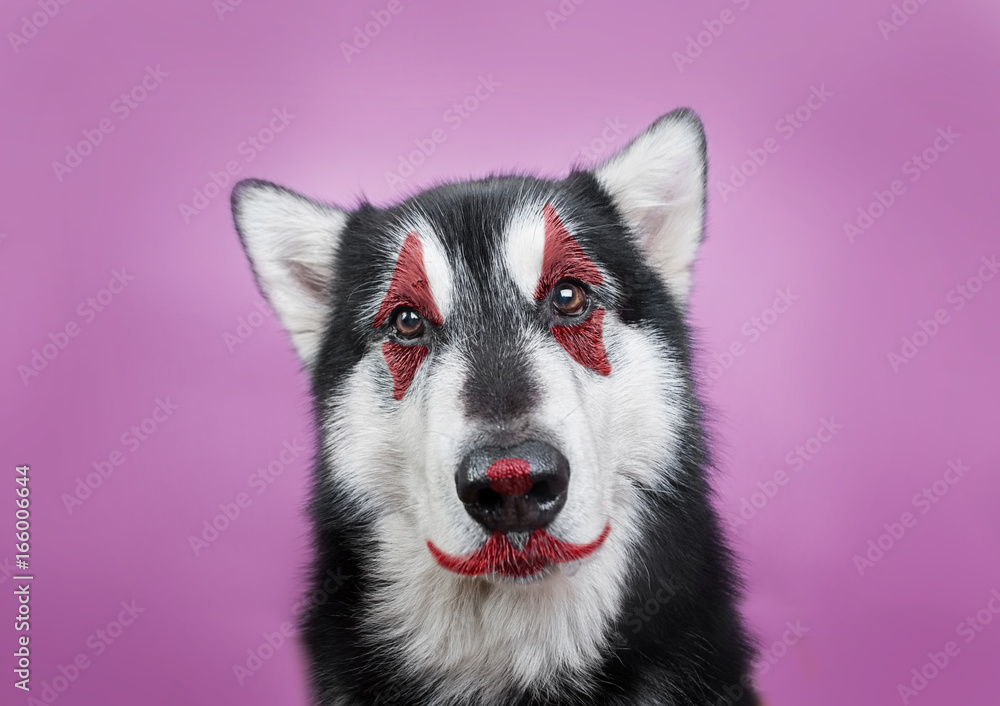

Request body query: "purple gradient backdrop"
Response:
[2, 1, 999, 704]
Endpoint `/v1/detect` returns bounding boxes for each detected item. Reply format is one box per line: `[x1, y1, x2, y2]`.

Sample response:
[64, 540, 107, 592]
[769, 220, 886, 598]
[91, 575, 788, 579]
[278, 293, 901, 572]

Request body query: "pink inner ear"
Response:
[534, 204, 603, 301]
[373, 232, 442, 328]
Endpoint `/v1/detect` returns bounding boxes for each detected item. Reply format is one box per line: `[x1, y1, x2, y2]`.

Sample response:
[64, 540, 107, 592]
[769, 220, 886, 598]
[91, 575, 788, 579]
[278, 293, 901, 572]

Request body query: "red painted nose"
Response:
[486, 458, 533, 496]
[456, 441, 570, 534]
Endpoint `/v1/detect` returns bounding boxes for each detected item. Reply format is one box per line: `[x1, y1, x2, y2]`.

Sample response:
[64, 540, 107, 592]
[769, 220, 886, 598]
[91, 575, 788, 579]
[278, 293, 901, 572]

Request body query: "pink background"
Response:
[2, 1, 999, 704]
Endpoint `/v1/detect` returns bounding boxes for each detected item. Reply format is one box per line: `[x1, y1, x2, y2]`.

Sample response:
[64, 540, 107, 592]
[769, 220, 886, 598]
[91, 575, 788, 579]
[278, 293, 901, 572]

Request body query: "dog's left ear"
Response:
[592, 109, 707, 304]
[231, 179, 347, 368]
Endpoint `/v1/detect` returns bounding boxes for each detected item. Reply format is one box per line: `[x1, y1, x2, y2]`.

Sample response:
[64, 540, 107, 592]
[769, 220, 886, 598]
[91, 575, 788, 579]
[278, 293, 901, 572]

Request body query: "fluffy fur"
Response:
[232, 109, 760, 706]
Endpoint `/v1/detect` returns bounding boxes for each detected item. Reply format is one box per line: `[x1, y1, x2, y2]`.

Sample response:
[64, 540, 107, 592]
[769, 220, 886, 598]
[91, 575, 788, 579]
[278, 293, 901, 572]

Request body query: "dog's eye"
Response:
[551, 281, 587, 317]
[393, 308, 425, 339]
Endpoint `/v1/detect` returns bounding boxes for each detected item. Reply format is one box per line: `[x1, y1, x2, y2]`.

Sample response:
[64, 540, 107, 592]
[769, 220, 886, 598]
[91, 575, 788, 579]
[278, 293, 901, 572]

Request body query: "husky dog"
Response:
[231, 109, 759, 706]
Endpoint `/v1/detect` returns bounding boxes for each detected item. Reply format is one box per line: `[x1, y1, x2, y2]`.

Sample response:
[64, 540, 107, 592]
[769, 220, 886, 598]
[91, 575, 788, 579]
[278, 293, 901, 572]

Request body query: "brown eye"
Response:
[393, 308, 425, 339]
[552, 281, 587, 317]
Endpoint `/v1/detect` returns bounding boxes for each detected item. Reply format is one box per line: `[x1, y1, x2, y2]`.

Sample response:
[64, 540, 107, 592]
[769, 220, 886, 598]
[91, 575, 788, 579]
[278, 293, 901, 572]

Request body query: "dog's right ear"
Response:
[592, 109, 707, 306]
[231, 179, 347, 368]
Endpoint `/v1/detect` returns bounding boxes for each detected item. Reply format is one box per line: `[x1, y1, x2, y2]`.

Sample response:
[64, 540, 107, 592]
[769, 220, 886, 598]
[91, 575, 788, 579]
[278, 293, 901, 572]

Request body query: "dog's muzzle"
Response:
[455, 440, 569, 534]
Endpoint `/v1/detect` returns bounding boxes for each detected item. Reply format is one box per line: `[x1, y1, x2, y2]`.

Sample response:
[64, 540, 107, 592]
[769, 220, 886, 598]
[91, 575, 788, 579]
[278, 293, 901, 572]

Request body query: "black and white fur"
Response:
[231, 109, 760, 706]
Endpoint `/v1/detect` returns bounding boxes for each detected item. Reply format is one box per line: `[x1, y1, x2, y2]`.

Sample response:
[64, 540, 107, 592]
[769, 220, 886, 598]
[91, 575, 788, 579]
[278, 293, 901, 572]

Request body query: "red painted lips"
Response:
[426, 524, 611, 578]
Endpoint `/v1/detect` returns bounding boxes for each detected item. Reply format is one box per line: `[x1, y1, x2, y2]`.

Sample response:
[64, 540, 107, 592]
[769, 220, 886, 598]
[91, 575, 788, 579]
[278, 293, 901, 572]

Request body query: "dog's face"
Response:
[233, 110, 707, 690]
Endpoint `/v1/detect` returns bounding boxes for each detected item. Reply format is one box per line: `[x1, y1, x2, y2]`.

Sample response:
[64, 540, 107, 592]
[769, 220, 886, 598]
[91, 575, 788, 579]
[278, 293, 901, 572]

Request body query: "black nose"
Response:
[456, 440, 570, 533]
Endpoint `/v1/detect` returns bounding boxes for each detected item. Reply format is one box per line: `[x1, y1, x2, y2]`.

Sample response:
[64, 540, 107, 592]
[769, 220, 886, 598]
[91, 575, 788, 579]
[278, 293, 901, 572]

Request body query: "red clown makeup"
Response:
[426, 523, 612, 578]
[537, 205, 611, 376]
[374, 233, 442, 400]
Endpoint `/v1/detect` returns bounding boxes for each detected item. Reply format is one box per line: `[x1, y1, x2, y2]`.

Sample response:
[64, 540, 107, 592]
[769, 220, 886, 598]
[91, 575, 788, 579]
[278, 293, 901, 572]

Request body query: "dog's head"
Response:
[232, 110, 705, 591]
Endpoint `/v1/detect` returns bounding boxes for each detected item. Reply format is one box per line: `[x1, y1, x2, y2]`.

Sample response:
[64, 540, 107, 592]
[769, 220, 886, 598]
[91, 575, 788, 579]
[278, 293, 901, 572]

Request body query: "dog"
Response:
[231, 109, 760, 705]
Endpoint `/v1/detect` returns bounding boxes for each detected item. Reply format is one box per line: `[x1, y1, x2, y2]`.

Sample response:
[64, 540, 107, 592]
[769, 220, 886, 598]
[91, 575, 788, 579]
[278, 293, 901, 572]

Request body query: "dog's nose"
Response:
[456, 441, 570, 533]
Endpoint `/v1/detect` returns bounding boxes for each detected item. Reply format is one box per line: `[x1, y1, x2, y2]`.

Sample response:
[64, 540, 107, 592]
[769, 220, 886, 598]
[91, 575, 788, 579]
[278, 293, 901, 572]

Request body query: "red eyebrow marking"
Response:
[533, 204, 603, 301]
[373, 232, 442, 328]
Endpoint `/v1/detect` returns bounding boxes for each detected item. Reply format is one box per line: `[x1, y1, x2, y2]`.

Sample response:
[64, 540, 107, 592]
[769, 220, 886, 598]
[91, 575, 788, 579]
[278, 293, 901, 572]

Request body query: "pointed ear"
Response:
[231, 179, 347, 368]
[592, 109, 707, 304]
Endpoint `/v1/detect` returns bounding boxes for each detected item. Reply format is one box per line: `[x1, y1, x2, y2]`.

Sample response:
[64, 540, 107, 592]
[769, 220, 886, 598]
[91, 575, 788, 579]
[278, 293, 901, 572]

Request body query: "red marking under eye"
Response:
[553, 308, 611, 376]
[382, 342, 427, 401]
[486, 458, 532, 496]
[534, 204, 603, 302]
[373, 233, 442, 329]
